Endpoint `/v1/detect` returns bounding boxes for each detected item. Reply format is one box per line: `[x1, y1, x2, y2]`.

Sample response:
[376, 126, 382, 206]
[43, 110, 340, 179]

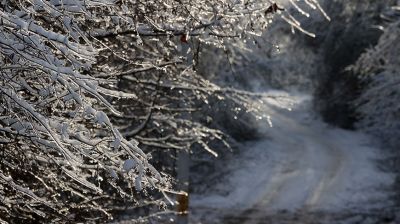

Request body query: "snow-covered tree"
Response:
[351, 4, 400, 148]
[0, 0, 326, 222]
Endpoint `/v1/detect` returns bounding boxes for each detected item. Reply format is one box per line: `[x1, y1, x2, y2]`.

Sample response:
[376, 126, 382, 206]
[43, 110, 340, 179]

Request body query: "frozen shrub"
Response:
[0, 0, 325, 222]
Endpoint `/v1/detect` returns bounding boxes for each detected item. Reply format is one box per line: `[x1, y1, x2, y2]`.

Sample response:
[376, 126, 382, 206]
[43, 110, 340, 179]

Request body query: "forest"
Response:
[0, 0, 399, 223]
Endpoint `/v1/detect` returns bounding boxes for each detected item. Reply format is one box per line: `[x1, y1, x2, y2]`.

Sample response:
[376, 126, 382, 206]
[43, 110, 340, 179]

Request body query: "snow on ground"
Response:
[190, 92, 395, 224]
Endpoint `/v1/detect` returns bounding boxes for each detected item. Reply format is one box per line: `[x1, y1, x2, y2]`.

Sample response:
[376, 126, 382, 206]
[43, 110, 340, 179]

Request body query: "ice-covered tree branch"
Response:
[0, 0, 327, 222]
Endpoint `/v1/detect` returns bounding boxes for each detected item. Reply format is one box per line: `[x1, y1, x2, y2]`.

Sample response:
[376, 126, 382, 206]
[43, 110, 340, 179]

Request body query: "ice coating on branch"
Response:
[95, 111, 111, 126]
[123, 159, 137, 172]
[135, 176, 142, 192]
[110, 137, 121, 149]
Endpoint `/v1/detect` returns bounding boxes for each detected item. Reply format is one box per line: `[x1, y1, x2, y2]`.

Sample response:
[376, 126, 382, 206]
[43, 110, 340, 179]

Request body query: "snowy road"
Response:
[191, 94, 394, 224]
[249, 102, 348, 213]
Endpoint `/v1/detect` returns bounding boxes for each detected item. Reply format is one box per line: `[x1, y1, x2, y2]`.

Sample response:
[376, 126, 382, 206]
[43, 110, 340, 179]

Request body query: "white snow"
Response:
[190, 92, 394, 223]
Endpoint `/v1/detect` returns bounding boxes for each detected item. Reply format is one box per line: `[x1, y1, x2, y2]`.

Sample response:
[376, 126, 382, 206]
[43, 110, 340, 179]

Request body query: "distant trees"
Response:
[0, 0, 327, 222]
[351, 5, 400, 148]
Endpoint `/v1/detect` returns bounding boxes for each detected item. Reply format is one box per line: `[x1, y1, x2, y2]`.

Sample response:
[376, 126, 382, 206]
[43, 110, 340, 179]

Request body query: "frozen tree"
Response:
[0, 0, 326, 222]
[0, 1, 174, 222]
[196, 0, 330, 92]
[351, 4, 400, 148]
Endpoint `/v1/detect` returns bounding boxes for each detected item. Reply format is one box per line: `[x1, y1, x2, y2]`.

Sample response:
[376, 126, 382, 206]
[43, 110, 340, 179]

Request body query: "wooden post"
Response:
[175, 38, 192, 224]
[176, 149, 190, 224]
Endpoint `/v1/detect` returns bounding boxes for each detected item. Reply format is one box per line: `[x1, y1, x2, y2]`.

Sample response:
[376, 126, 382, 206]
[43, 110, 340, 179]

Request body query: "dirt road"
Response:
[191, 95, 394, 224]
